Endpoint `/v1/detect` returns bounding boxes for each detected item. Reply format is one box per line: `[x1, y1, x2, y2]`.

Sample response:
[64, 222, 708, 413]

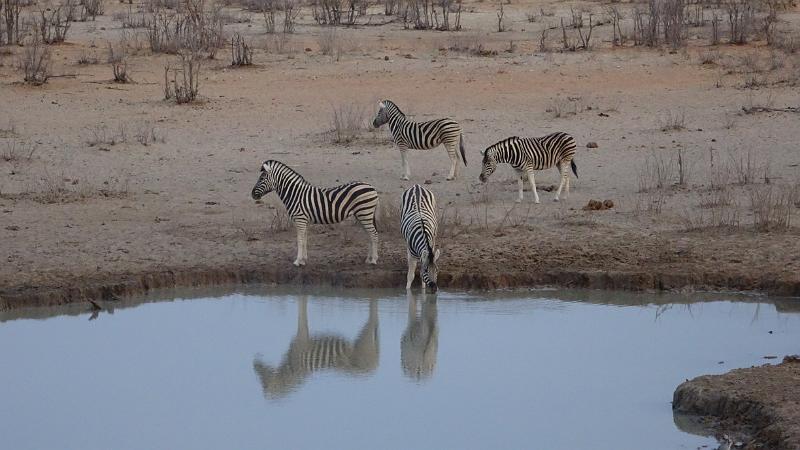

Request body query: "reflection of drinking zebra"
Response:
[253, 297, 379, 399]
[479, 132, 578, 203]
[250, 160, 379, 266]
[401, 292, 438, 381]
[372, 100, 467, 181]
[400, 185, 440, 292]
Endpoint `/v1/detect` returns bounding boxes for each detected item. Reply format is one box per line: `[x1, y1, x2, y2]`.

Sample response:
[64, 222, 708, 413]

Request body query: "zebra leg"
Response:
[356, 210, 379, 265]
[554, 163, 564, 201]
[527, 171, 541, 204]
[293, 220, 308, 266]
[399, 147, 411, 180]
[445, 142, 458, 181]
[555, 163, 569, 201]
[406, 250, 417, 290]
[516, 177, 524, 203]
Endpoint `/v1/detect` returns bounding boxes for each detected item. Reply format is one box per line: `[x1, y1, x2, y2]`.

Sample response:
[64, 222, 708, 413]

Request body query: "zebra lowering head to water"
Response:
[251, 160, 379, 266]
[479, 132, 578, 203]
[372, 100, 467, 181]
[400, 185, 440, 292]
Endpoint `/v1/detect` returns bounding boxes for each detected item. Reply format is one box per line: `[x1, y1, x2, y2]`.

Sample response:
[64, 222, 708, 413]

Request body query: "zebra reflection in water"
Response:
[253, 297, 379, 399]
[401, 292, 439, 380]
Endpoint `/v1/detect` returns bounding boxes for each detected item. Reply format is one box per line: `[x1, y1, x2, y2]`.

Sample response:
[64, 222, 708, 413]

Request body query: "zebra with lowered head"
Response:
[251, 160, 379, 266]
[400, 184, 440, 292]
[372, 100, 467, 181]
[479, 132, 578, 203]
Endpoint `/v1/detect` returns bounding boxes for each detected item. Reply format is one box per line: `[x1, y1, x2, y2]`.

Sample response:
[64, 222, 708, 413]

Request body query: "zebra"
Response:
[400, 184, 440, 292]
[401, 291, 438, 380]
[250, 160, 379, 266]
[372, 100, 467, 181]
[478, 132, 578, 203]
[253, 297, 379, 399]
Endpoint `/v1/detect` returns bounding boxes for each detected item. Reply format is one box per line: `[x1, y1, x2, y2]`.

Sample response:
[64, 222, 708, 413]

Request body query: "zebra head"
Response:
[419, 248, 441, 293]
[251, 161, 276, 200]
[478, 146, 498, 183]
[372, 100, 391, 128]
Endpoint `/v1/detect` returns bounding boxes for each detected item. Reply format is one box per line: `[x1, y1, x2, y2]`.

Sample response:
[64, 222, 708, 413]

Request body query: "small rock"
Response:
[384, 55, 389, 61]
[783, 355, 800, 363]
[424, 179, 433, 185]
[603, 199, 614, 209]
[598, 112, 609, 117]
[305, 47, 312, 52]
[5, 225, 19, 231]
[205, 201, 217, 205]
[586, 142, 598, 148]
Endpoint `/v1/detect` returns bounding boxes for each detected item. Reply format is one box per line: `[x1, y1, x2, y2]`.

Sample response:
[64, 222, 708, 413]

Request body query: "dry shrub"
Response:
[2, 140, 36, 162]
[331, 102, 366, 144]
[267, 205, 291, 232]
[81, 0, 104, 21]
[1, 0, 24, 45]
[134, 122, 166, 145]
[749, 184, 799, 231]
[230, 33, 252, 66]
[317, 28, 346, 61]
[164, 49, 201, 103]
[108, 41, 132, 83]
[146, 0, 225, 55]
[658, 109, 686, 131]
[637, 150, 675, 193]
[87, 123, 128, 147]
[19, 39, 51, 85]
[447, 33, 496, 56]
[265, 32, 295, 55]
[10, 171, 130, 204]
[36, 3, 71, 44]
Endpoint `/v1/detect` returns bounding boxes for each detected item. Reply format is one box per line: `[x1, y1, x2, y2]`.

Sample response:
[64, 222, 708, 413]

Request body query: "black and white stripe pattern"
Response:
[372, 100, 467, 181]
[251, 160, 379, 266]
[253, 298, 379, 399]
[479, 132, 578, 203]
[400, 185, 440, 292]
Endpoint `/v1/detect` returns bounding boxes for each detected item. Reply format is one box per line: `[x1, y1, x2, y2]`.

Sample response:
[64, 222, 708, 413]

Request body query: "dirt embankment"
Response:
[674, 357, 800, 450]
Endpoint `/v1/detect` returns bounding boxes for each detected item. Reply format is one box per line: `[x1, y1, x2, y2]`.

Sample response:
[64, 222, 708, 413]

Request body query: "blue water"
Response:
[0, 288, 798, 450]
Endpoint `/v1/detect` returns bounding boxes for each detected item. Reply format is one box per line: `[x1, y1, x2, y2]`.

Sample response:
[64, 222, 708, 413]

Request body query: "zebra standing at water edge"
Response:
[372, 100, 467, 181]
[251, 160, 379, 266]
[479, 132, 578, 203]
[400, 185, 440, 292]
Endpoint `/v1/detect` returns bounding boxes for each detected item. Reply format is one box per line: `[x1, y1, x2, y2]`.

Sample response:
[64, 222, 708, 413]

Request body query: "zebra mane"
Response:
[263, 159, 307, 183]
[483, 136, 520, 159]
[383, 100, 405, 117]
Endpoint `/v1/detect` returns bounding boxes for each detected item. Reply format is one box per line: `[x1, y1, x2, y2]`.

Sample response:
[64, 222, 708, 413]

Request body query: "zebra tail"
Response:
[459, 135, 467, 166]
[571, 160, 578, 178]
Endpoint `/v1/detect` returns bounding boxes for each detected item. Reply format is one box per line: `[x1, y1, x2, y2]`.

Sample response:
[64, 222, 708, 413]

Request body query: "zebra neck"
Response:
[493, 146, 515, 163]
[274, 176, 315, 206]
[388, 111, 409, 133]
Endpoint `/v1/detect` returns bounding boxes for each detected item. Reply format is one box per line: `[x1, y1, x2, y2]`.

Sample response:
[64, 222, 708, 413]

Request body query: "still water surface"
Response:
[1, 288, 799, 450]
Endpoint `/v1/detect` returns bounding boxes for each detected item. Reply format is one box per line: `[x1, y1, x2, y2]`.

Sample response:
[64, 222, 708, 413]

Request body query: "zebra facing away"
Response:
[479, 132, 579, 203]
[251, 160, 379, 266]
[372, 100, 467, 181]
[400, 185, 440, 292]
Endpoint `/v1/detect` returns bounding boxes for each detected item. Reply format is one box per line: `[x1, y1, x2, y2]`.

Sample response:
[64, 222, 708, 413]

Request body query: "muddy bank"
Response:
[673, 358, 800, 450]
[2, 258, 799, 311]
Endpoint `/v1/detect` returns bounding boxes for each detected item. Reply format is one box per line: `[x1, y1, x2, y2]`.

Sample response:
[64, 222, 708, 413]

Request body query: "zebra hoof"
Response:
[293, 260, 306, 267]
[401, 175, 410, 181]
[553, 198, 560, 202]
[534, 199, 541, 204]
[446, 176, 455, 181]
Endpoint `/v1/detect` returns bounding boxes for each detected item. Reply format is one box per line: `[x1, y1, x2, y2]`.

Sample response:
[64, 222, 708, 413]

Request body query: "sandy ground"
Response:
[1, 0, 800, 444]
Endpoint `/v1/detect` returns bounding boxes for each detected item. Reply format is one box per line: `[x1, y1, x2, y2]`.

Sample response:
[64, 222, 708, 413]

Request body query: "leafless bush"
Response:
[401, 0, 460, 30]
[134, 121, 165, 145]
[638, 150, 675, 192]
[447, 33, 496, 56]
[19, 38, 51, 85]
[711, 12, 721, 45]
[108, 41, 132, 83]
[607, 6, 625, 46]
[17, 171, 129, 204]
[164, 49, 201, 103]
[538, 27, 549, 52]
[699, 49, 720, 65]
[728, 147, 759, 185]
[661, 0, 685, 48]
[496, 1, 504, 32]
[147, 1, 225, 55]
[749, 183, 800, 231]
[81, 0, 104, 21]
[331, 102, 366, 144]
[87, 123, 128, 147]
[120, 6, 150, 28]
[1, 0, 23, 45]
[317, 28, 348, 60]
[36, 4, 71, 44]
[726, 0, 754, 45]
[2, 140, 36, 162]
[265, 32, 295, 55]
[658, 109, 686, 131]
[77, 49, 100, 64]
[257, 0, 275, 32]
[230, 33, 252, 66]
[282, 0, 299, 32]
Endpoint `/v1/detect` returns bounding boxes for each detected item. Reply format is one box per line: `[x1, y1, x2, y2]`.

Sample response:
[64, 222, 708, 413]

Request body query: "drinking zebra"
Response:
[478, 132, 578, 203]
[401, 291, 438, 380]
[253, 297, 379, 399]
[400, 184, 440, 292]
[372, 100, 467, 181]
[250, 160, 379, 266]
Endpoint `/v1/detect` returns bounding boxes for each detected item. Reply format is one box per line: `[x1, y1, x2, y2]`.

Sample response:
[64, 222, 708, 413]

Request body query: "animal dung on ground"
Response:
[586, 142, 598, 148]
[583, 199, 615, 211]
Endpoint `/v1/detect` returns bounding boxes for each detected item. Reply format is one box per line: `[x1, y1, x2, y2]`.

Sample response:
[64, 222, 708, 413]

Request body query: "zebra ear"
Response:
[378, 101, 385, 109]
[480, 149, 485, 156]
[434, 249, 441, 262]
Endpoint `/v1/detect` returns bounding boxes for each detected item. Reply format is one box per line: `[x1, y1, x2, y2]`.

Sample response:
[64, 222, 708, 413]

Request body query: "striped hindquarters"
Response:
[517, 132, 577, 170]
[400, 185, 438, 259]
[394, 118, 462, 151]
[307, 182, 378, 225]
